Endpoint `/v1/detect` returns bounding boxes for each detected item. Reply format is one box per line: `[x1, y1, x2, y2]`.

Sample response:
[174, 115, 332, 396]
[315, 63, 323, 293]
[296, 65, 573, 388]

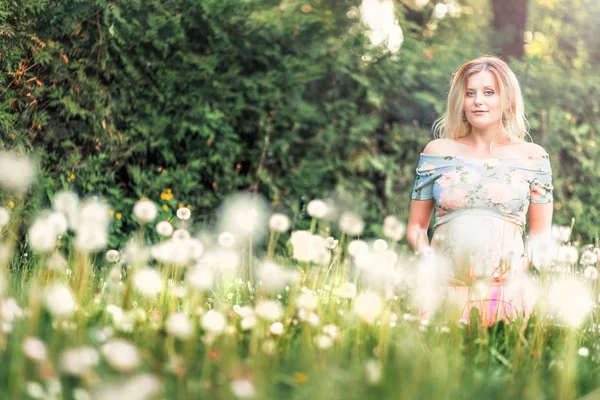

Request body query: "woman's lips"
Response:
[473, 111, 488, 115]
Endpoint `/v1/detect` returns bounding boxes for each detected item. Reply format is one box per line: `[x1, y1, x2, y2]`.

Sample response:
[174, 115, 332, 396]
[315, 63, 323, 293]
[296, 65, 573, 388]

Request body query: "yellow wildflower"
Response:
[70, 174, 75, 180]
[293, 372, 309, 384]
[161, 188, 173, 201]
[116, 213, 122, 220]
[178, 202, 184, 209]
[140, 196, 149, 201]
[108, 209, 115, 217]
[8, 201, 15, 209]
[162, 204, 169, 211]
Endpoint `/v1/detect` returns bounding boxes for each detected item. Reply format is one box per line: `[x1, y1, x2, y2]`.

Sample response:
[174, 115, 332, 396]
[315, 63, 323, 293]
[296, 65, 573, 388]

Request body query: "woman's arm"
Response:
[406, 199, 435, 252]
[528, 202, 553, 236]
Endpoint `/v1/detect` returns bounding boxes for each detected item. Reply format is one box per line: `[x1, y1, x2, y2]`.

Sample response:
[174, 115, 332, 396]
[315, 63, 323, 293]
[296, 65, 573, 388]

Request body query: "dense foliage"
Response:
[1, 0, 600, 244]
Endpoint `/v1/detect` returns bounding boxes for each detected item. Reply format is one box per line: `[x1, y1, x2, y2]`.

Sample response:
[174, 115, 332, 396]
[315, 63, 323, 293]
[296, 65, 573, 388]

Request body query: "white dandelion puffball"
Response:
[52, 191, 79, 222]
[348, 240, 369, 258]
[578, 347, 590, 357]
[133, 268, 163, 298]
[584, 266, 599, 280]
[133, 199, 158, 223]
[156, 221, 174, 237]
[255, 300, 284, 321]
[306, 199, 328, 219]
[354, 291, 383, 324]
[187, 265, 214, 291]
[101, 339, 140, 373]
[76, 222, 108, 253]
[218, 193, 269, 241]
[382, 215, 406, 241]
[290, 231, 329, 263]
[105, 249, 120, 263]
[269, 322, 285, 335]
[556, 245, 578, 264]
[79, 199, 110, 227]
[334, 282, 357, 299]
[269, 213, 291, 233]
[548, 278, 593, 327]
[172, 228, 191, 241]
[339, 211, 365, 236]
[324, 237, 339, 250]
[28, 217, 58, 253]
[47, 212, 68, 235]
[372, 239, 388, 252]
[315, 335, 334, 350]
[218, 231, 237, 248]
[580, 250, 598, 265]
[122, 240, 150, 266]
[241, 316, 257, 331]
[60, 346, 99, 376]
[166, 312, 193, 340]
[0, 207, 10, 228]
[527, 233, 559, 270]
[296, 292, 318, 311]
[201, 310, 227, 335]
[231, 379, 256, 399]
[365, 359, 383, 385]
[43, 283, 77, 319]
[257, 261, 296, 293]
[0, 151, 36, 193]
[551, 224, 571, 243]
[176, 207, 191, 221]
[22, 337, 48, 362]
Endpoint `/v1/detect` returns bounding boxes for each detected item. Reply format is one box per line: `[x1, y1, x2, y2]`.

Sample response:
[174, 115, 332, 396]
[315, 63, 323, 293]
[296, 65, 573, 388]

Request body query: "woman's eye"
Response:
[466, 91, 474, 96]
[485, 90, 494, 95]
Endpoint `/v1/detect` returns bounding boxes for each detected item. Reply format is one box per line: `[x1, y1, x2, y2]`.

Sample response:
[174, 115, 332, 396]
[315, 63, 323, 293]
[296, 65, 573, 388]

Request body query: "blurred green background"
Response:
[1, 0, 599, 245]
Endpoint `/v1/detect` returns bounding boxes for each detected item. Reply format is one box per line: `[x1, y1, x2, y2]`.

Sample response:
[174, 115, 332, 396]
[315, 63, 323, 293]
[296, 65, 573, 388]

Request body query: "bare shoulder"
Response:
[422, 139, 456, 155]
[517, 142, 548, 157]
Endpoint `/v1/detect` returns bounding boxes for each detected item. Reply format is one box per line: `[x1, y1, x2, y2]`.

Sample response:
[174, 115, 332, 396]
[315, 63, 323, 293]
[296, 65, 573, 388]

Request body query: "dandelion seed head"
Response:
[187, 265, 214, 291]
[584, 266, 599, 280]
[324, 237, 339, 250]
[552, 224, 571, 243]
[339, 211, 365, 236]
[290, 231, 329, 263]
[105, 249, 120, 263]
[155, 221, 174, 237]
[201, 310, 227, 335]
[269, 321, 284, 335]
[176, 207, 191, 221]
[257, 261, 297, 293]
[255, 300, 284, 321]
[75, 221, 108, 253]
[166, 312, 193, 340]
[372, 239, 388, 252]
[218, 232, 237, 248]
[333, 282, 357, 299]
[548, 278, 593, 327]
[354, 291, 383, 324]
[527, 233, 559, 270]
[231, 378, 256, 399]
[47, 212, 68, 235]
[365, 359, 382, 385]
[101, 339, 140, 373]
[28, 217, 58, 253]
[133, 199, 158, 224]
[60, 346, 99, 376]
[218, 193, 268, 241]
[578, 347, 590, 357]
[306, 199, 328, 219]
[172, 228, 191, 241]
[348, 240, 369, 257]
[79, 199, 110, 227]
[268, 213, 291, 233]
[382, 215, 406, 241]
[0, 207, 10, 228]
[43, 283, 77, 319]
[580, 250, 598, 265]
[133, 267, 163, 298]
[0, 152, 36, 193]
[22, 337, 48, 362]
[315, 335, 334, 349]
[296, 292, 319, 311]
[240, 316, 257, 331]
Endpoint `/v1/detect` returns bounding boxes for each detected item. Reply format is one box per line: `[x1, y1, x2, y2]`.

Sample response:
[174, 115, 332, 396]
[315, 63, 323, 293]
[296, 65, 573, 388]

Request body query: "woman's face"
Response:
[463, 71, 503, 131]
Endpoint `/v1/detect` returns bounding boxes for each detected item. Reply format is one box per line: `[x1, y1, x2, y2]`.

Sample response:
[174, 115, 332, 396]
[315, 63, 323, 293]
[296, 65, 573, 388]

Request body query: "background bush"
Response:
[1, 0, 600, 245]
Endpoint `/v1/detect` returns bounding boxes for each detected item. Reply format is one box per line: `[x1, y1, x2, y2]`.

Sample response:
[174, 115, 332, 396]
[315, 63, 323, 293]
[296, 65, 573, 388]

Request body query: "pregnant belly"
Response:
[430, 213, 525, 283]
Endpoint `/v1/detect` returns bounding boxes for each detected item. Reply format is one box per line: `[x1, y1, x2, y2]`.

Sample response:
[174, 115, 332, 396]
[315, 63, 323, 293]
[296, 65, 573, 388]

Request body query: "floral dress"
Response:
[411, 153, 553, 324]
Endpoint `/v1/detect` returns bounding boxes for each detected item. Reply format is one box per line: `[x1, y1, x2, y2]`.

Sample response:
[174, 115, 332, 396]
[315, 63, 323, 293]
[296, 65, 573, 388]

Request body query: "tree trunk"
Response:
[490, 0, 528, 59]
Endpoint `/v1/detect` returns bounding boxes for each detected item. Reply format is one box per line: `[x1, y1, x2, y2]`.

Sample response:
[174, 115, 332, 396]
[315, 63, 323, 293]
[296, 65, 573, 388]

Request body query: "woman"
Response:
[406, 56, 553, 324]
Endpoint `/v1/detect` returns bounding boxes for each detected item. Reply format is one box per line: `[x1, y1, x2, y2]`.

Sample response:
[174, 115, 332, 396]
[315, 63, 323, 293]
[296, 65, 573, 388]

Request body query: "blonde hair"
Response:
[433, 55, 529, 142]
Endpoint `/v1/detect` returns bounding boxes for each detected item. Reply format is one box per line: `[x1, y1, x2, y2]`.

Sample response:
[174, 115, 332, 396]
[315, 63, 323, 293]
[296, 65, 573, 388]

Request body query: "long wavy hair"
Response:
[432, 56, 529, 142]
